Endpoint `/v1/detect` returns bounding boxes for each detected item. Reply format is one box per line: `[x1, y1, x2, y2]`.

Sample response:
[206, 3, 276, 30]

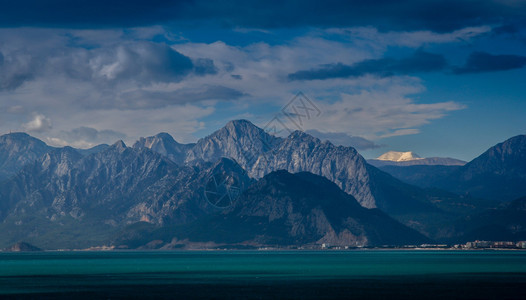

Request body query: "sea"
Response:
[1, 250, 525, 299]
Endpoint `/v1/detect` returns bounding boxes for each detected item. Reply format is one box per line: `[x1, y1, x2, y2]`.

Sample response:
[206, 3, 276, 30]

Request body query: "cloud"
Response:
[23, 114, 52, 133]
[305, 129, 381, 150]
[289, 50, 447, 80]
[0, 50, 37, 90]
[116, 85, 246, 109]
[378, 128, 420, 138]
[48, 127, 127, 148]
[454, 51, 526, 74]
[89, 42, 194, 84]
[0, 34, 199, 92]
[0, 28, 467, 148]
[193, 58, 218, 76]
[295, 78, 466, 139]
[0, 0, 524, 33]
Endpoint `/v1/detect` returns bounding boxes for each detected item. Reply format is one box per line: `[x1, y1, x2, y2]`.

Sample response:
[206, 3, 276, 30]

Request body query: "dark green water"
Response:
[1, 250, 525, 299]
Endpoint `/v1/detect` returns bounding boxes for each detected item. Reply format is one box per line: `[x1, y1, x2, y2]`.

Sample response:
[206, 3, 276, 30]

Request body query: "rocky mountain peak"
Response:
[288, 130, 318, 142]
[155, 132, 175, 140]
[0, 132, 53, 180]
[185, 119, 282, 167]
[133, 132, 194, 165]
[111, 140, 127, 152]
[224, 119, 258, 131]
[462, 134, 526, 175]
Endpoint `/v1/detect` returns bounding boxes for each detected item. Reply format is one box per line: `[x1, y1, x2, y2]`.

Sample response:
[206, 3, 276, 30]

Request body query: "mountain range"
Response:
[0, 121, 524, 249]
[368, 151, 466, 167]
[374, 135, 526, 201]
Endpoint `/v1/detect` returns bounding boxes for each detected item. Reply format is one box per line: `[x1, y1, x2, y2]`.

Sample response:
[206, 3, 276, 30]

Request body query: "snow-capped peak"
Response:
[377, 151, 423, 162]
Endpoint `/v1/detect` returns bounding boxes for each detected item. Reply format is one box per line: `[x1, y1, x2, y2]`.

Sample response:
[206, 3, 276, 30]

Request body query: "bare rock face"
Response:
[250, 131, 375, 208]
[0, 142, 252, 240]
[0, 132, 53, 181]
[184, 119, 282, 168]
[133, 132, 194, 165]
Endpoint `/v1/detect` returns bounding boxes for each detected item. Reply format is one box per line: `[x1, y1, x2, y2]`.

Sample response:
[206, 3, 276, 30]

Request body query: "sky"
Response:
[0, 0, 525, 161]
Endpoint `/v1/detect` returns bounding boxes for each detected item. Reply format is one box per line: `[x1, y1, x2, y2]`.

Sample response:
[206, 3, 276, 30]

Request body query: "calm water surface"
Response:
[1, 250, 525, 299]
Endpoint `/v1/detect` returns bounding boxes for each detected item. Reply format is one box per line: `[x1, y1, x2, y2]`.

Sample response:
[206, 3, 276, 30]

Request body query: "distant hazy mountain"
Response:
[375, 165, 462, 188]
[0, 132, 53, 181]
[172, 171, 429, 248]
[0, 132, 110, 181]
[375, 135, 526, 202]
[378, 151, 423, 161]
[368, 151, 466, 167]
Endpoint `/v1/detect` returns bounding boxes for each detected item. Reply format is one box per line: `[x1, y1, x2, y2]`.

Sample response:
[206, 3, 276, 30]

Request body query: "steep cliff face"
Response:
[0, 132, 53, 181]
[249, 131, 375, 208]
[174, 170, 429, 247]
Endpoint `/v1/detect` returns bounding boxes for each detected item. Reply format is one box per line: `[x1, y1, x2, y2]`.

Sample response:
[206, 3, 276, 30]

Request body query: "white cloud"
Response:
[290, 77, 466, 140]
[23, 113, 52, 133]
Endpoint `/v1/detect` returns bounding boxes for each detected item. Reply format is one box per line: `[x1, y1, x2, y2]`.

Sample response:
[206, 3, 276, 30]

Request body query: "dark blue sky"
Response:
[0, 0, 525, 160]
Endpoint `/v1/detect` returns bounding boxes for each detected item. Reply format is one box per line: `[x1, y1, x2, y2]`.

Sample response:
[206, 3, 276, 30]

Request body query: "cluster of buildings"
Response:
[455, 240, 526, 249]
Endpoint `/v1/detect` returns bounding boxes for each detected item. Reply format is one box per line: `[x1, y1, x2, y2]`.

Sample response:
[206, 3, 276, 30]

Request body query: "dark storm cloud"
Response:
[93, 43, 194, 84]
[193, 58, 218, 76]
[454, 52, 526, 74]
[0, 41, 197, 91]
[1, 0, 525, 32]
[117, 85, 246, 109]
[306, 130, 381, 150]
[289, 50, 447, 81]
[0, 50, 38, 90]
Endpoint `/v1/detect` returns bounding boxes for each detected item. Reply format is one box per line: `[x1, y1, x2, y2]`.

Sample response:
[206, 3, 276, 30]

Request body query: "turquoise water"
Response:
[1, 250, 525, 299]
